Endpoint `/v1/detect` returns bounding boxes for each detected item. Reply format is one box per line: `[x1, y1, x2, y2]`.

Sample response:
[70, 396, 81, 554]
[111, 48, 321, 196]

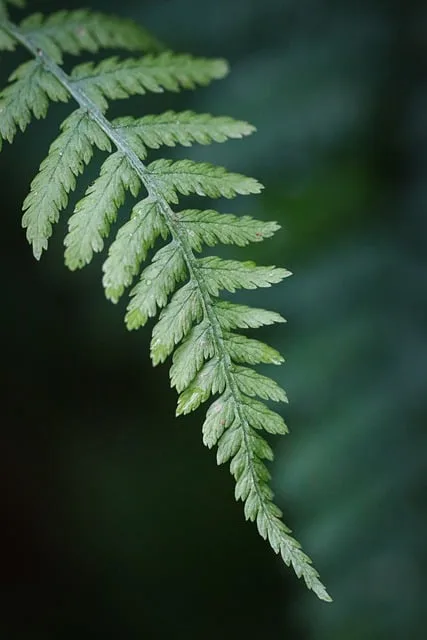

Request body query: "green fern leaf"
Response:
[170, 320, 215, 393]
[233, 366, 288, 402]
[0, 5, 331, 601]
[71, 54, 228, 111]
[114, 111, 254, 159]
[224, 333, 284, 366]
[22, 109, 111, 259]
[176, 357, 226, 415]
[64, 151, 140, 270]
[178, 209, 280, 251]
[215, 409, 332, 599]
[19, 10, 163, 63]
[103, 198, 168, 303]
[0, 61, 68, 148]
[149, 159, 263, 203]
[199, 257, 290, 294]
[240, 397, 288, 435]
[202, 394, 235, 448]
[214, 300, 286, 330]
[216, 419, 249, 465]
[150, 281, 203, 365]
[125, 242, 187, 330]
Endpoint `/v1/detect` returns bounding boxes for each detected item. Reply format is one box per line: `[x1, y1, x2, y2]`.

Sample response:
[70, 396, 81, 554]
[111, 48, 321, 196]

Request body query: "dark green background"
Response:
[1, 0, 426, 637]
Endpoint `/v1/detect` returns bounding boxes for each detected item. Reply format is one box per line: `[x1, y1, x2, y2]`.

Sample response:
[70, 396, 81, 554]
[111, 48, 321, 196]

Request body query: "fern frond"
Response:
[64, 152, 141, 269]
[198, 257, 290, 294]
[233, 366, 288, 402]
[0, 6, 331, 601]
[224, 333, 284, 366]
[149, 159, 262, 202]
[170, 320, 214, 392]
[19, 10, 163, 63]
[125, 242, 187, 330]
[22, 109, 111, 259]
[71, 54, 228, 111]
[178, 209, 280, 250]
[114, 111, 254, 158]
[150, 281, 204, 365]
[103, 198, 168, 303]
[176, 357, 226, 415]
[0, 61, 68, 148]
[214, 301, 286, 329]
[239, 397, 288, 434]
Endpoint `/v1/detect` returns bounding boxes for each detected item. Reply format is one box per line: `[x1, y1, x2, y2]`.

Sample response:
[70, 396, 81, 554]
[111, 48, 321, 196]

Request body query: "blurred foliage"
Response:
[1, 0, 426, 637]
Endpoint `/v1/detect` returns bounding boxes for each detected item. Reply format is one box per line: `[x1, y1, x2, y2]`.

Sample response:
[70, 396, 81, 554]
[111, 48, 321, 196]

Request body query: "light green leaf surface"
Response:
[103, 198, 168, 303]
[72, 53, 228, 110]
[65, 151, 140, 269]
[178, 209, 279, 251]
[149, 159, 263, 203]
[176, 357, 225, 415]
[170, 320, 215, 393]
[114, 110, 254, 158]
[150, 281, 203, 365]
[22, 109, 110, 259]
[214, 300, 286, 330]
[20, 10, 163, 63]
[0, 61, 68, 148]
[198, 256, 291, 295]
[126, 242, 187, 330]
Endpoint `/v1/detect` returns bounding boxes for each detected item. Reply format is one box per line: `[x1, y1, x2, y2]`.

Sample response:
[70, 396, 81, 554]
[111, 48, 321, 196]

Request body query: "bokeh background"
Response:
[1, 0, 427, 637]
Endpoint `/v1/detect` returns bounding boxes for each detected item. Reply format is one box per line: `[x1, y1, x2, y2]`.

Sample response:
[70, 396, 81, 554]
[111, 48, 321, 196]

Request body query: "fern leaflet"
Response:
[19, 10, 163, 61]
[114, 111, 255, 159]
[0, 2, 331, 601]
[22, 109, 111, 258]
